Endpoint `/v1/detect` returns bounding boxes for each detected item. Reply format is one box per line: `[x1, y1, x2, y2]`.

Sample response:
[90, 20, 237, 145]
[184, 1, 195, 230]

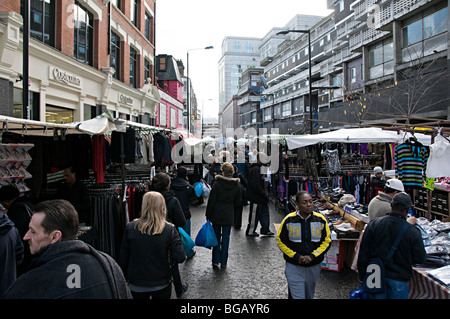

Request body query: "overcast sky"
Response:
[155, 0, 334, 119]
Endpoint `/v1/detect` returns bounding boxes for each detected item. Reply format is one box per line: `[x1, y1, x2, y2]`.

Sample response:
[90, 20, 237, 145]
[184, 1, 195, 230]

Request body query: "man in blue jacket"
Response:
[277, 191, 331, 299]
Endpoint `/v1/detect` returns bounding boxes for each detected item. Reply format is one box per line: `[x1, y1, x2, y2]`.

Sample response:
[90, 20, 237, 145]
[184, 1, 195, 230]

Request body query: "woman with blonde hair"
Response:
[119, 191, 186, 299]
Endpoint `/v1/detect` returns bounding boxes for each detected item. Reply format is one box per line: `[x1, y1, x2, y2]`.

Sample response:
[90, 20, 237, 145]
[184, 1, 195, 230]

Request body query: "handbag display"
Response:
[178, 227, 196, 255]
[362, 221, 409, 294]
[195, 220, 218, 249]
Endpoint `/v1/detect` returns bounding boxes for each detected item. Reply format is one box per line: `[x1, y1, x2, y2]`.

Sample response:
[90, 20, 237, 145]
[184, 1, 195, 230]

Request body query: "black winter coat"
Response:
[170, 177, 194, 220]
[159, 190, 186, 228]
[246, 163, 269, 205]
[3, 240, 132, 299]
[206, 175, 241, 226]
[119, 221, 185, 288]
[357, 213, 427, 282]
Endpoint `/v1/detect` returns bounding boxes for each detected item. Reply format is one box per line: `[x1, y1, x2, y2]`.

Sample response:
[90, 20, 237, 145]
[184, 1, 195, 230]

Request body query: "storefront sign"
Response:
[119, 93, 133, 105]
[49, 67, 81, 87]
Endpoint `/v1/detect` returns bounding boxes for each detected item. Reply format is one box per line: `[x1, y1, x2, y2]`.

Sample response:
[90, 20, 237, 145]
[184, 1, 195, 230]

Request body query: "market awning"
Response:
[285, 127, 431, 150]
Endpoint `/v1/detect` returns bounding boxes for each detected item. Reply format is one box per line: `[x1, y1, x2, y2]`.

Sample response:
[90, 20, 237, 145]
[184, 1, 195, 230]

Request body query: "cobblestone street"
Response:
[176, 199, 360, 299]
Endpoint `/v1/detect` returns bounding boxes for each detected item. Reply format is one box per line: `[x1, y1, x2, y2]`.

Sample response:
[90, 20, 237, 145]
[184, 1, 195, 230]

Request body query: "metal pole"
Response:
[23, 0, 30, 119]
[308, 31, 312, 135]
[186, 51, 190, 134]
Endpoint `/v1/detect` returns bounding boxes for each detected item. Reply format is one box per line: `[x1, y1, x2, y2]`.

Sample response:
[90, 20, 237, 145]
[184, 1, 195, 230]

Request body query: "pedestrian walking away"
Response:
[246, 152, 274, 236]
[119, 191, 186, 299]
[205, 162, 241, 269]
[357, 192, 426, 299]
[0, 209, 23, 296]
[3, 199, 131, 299]
[151, 172, 188, 297]
[0, 184, 34, 275]
[277, 191, 332, 299]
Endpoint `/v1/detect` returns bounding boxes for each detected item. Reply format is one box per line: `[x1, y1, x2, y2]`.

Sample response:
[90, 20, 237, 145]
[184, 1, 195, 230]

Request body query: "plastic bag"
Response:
[202, 180, 211, 199]
[194, 182, 203, 197]
[195, 220, 218, 249]
[178, 227, 195, 255]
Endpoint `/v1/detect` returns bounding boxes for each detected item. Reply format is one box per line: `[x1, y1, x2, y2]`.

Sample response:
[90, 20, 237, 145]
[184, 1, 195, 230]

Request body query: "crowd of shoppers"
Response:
[0, 147, 427, 300]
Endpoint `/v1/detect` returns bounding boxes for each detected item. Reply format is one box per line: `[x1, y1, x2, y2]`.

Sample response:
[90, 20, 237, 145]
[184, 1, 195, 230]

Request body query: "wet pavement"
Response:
[175, 199, 360, 299]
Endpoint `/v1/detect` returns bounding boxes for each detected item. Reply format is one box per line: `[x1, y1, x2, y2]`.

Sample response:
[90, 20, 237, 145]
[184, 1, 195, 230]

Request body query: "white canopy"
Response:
[285, 127, 432, 150]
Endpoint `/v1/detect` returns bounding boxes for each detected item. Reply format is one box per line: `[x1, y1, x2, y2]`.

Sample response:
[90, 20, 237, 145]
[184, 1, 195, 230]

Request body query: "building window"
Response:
[264, 107, 272, 121]
[144, 59, 150, 84]
[159, 56, 166, 71]
[403, 7, 448, 46]
[369, 38, 393, 67]
[251, 112, 256, 123]
[73, 1, 94, 66]
[111, 0, 121, 10]
[274, 104, 281, 118]
[25, 0, 55, 46]
[145, 11, 153, 42]
[110, 31, 121, 80]
[339, 0, 344, 12]
[282, 101, 291, 117]
[130, 0, 138, 27]
[130, 47, 137, 88]
[350, 67, 356, 83]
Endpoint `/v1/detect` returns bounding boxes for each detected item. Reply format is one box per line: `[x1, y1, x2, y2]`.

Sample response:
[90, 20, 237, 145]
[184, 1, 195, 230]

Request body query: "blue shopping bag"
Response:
[195, 220, 218, 249]
[178, 227, 196, 255]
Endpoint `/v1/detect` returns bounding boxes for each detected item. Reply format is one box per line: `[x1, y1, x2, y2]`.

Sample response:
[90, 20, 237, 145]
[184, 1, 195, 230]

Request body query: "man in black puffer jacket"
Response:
[3, 199, 131, 299]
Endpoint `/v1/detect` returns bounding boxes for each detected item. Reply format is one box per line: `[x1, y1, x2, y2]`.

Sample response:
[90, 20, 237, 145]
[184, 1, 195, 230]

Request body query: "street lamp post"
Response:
[276, 29, 312, 134]
[186, 46, 213, 135]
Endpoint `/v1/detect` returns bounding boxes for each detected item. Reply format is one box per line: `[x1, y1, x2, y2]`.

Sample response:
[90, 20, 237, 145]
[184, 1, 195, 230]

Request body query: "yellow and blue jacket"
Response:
[277, 211, 331, 266]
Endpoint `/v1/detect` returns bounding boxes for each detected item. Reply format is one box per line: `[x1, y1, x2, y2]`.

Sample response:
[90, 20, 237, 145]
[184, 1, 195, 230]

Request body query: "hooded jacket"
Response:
[357, 212, 426, 282]
[205, 175, 241, 225]
[159, 189, 186, 228]
[368, 191, 393, 221]
[170, 177, 194, 220]
[0, 213, 23, 295]
[3, 240, 132, 299]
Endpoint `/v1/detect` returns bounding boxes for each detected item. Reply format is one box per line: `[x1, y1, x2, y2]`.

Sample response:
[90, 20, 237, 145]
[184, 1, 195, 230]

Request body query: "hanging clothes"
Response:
[110, 128, 136, 164]
[426, 135, 450, 178]
[326, 149, 341, 174]
[395, 140, 429, 188]
[91, 135, 106, 184]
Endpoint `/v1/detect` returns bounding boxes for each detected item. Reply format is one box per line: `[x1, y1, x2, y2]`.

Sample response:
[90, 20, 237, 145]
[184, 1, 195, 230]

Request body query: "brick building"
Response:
[0, 0, 159, 124]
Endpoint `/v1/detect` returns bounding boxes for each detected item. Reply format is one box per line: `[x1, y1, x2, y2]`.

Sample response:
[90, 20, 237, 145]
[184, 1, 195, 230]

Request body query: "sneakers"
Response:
[246, 231, 259, 237]
[261, 231, 275, 236]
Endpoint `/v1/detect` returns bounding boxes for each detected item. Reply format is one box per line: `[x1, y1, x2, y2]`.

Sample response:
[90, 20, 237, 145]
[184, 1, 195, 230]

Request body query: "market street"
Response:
[176, 199, 360, 299]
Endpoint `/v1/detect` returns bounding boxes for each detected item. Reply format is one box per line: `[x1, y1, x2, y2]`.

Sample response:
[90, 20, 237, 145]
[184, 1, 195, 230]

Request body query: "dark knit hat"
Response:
[0, 185, 20, 201]
[177, 167, 187, 179]
[391, 192, 413, 210]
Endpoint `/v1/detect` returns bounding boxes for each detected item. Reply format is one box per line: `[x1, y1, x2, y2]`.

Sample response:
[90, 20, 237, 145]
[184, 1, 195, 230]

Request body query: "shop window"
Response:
[13, 88, 40, 120]
[73, 1, 94, 66]
[45, 105, 73, 124]
[110, 31, 121, 80]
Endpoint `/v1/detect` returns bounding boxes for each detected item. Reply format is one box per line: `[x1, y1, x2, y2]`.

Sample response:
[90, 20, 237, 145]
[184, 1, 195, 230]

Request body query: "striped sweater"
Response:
[394, 143, 429, 187]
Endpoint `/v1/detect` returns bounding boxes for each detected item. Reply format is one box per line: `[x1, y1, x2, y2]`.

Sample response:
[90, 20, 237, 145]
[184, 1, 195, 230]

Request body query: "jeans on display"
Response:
[369, 278, 409, 299]
[212, 224, 231, 265]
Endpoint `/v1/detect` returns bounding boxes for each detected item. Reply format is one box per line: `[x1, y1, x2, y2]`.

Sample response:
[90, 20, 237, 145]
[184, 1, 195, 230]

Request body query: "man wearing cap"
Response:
[370, 166, 386, 199]
[357, 192, 426, 299]
[368, 179, 404, 221]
